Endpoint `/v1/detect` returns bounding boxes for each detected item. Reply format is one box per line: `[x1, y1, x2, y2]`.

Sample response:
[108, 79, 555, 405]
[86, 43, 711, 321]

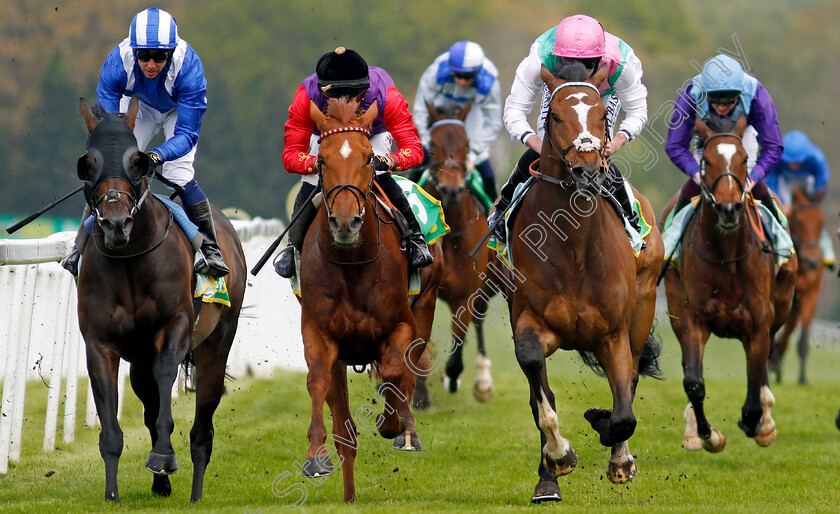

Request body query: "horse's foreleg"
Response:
[514, 320, 575, 504]
[146, 325, 187, 475]
[188, 335, 233, 502]
[444, 300, 471, 393]
[325, 362, 356, 502]
[380, 322, 421, 450]
[472, 318, 494, 402]
[679, 325, 724, 451]
[770, 298, 798, 383]
[86, 342, 124, 502]
[796, 291, 818, 385]
[128, 364, 171, 497]
[739, 329, 774, 443]
[302, 320, 338, 477]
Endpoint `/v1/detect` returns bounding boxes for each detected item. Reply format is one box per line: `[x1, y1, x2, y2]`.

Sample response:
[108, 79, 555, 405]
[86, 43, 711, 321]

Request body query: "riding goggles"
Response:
[135, 49, 172, 63]
[452, 70, 479, 80]
[707, 91, 741, 105]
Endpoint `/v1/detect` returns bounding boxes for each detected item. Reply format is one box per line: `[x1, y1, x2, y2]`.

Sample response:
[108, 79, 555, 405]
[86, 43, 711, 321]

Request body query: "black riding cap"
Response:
[316, 47, 370, 98]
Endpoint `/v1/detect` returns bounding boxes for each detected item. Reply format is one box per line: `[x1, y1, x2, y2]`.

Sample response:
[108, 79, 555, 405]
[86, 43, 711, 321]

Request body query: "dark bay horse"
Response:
[502, 64, 664, 503]
[660, 116, 796, 453]
[770, 187, 826, 384]
[298, 98, 442, 502]
[75, 97, 246, 502]
[419, 101, 495, 402]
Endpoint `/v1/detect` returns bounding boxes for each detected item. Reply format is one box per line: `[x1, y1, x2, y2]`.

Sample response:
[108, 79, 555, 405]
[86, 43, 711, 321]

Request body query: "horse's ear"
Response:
[425, 101, 439, 123]
[540, 64, 561, 92]
[587, 63, 610, 90]
[80, 97, 99, 133]
[695, 117, 713, 142]
[733, 115, 747, 139]
[125, 95, 140, 131]
[359, 100, 378, 129]
[457, 100, 472, 121]
[309, 100, 328, 131]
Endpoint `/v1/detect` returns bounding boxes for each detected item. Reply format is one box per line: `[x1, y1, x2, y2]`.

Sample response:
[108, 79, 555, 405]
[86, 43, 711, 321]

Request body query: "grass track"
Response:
[2, 300, 840, 512]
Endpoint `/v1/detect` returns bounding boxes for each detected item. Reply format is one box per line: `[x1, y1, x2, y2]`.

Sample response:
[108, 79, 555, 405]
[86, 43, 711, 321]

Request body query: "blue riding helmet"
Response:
[698, 54, 744, 93]
[781, 130, 813, 164]
[129, 7, 179, 49]
[448, 41, 485, 74]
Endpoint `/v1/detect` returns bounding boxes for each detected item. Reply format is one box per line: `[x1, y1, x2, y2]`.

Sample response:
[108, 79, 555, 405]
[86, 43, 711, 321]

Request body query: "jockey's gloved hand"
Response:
[373, 155, 394, 171]
[148, 151, 163, 169]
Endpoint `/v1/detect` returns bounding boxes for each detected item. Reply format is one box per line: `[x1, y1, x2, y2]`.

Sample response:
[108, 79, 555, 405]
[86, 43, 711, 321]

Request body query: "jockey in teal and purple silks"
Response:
[665, 54, 784, 222]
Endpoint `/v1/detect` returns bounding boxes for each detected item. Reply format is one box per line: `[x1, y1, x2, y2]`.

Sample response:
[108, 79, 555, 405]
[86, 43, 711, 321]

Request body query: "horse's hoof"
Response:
[105, 490, 120, 503]
[682, 435, 703, 451]
[702, 429, 726, 453]
[755, 428, 777, 447]
[543, 448, 577, 477]
[531, 479, 562, 503]
[442, 376, 461, 393]
[608, 459, 637, 484]
[472, 381, 494, 402]
[146, 451, 179, 475]
[412, 382, 431, 410]
[301, 455, 334, 477]
[151, 475, 172, 497]
[738, 416, 761, 438]
[393, 431, 422, 451]
[584, 408, 615, 446]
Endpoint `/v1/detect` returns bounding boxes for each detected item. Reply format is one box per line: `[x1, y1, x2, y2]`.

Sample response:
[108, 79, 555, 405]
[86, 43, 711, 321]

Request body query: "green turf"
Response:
[2, 300, 839, 512]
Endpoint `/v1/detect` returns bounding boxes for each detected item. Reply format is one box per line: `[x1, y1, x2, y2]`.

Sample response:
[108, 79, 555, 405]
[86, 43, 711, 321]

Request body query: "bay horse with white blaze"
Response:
[502, 63, 664, 503]
[419, 101, 495, 403]
[770, 187, 826, 384]
[660, 115, 796, 453]
[298, 98, 442, 502]
[75, 97, 246, 502]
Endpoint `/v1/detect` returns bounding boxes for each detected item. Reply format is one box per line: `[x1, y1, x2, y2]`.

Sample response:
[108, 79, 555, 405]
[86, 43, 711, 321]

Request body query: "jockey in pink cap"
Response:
[491, 14, 649, 243]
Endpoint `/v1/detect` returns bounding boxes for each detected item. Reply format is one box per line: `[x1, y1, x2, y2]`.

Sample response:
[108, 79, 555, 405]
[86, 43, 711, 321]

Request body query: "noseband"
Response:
[317, 125, 374, 220]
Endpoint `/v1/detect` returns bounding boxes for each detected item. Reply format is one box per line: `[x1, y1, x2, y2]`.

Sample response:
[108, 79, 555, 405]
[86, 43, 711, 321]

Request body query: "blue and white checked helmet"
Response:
[129, 7, 179, 49]
[448, 41, 485, 74]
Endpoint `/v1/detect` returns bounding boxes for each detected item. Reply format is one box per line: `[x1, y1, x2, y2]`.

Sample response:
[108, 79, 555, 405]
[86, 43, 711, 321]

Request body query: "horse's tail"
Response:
[638, 326, 664, 380]
[179, 351, 235, 394]
[577, 324, 665, 380]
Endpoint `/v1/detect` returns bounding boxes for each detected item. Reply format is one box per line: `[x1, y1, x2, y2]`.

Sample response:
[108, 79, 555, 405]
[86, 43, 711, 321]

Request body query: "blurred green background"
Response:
[2, 0, 839, 315]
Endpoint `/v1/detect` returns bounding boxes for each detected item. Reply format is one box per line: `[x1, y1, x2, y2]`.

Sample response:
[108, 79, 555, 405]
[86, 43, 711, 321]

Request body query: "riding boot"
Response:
[275, 182, 318, 278]
[608, 164, 641, 233]
[61, 206, 91, 277]
[488, 162, 530, 242]
[376, 173, 434, 268]
[184, 199, 230, 278]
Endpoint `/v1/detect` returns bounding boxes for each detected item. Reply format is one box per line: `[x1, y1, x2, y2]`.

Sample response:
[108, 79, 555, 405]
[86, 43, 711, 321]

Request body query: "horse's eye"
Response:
[551, 112, 561, 123]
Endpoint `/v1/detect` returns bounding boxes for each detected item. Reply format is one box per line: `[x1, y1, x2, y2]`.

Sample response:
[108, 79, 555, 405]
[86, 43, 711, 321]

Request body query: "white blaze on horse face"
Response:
[714, 143, 738, 173]
[339, 139, 352, 160]
[564, 92, 602, 152]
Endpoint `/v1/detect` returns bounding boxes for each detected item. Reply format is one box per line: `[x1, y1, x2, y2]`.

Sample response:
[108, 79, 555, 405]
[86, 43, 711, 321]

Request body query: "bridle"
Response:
[537, 81, 608, 190]
[696, 132, 747, 206]
[315, 124, 383, 266]
[317, 125, 375, 222]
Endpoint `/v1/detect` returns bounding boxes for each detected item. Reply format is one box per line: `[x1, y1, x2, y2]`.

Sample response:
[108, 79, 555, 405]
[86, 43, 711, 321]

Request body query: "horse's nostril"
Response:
[733, 203, 744, 212]
[328, 216, 340, 232]
[349, 216, 363, 232]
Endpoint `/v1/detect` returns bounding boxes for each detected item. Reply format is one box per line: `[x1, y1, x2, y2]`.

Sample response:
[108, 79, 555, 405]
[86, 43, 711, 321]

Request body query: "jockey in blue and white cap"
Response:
[62, 6, 228, 278]
[412, 40, 503, 201]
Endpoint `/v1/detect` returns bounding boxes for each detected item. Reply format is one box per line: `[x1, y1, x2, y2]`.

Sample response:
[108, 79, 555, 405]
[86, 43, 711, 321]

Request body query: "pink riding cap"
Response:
[553, 14, 606, 58]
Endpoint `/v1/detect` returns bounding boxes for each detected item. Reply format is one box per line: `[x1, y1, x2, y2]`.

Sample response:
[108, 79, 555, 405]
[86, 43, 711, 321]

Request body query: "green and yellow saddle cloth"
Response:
[290, 176, 449, 297]
[417, 168, 495, 215]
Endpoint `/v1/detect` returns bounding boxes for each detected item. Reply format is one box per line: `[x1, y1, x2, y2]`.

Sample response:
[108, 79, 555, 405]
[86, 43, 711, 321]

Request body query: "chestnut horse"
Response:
[75, 97, 246, 502]
[502, 64, 664, 503]
[660, 116, 796, 453]
[418, 101, 495, 403]
[770, 187, 826, 384]
[298, 98, 442, 502]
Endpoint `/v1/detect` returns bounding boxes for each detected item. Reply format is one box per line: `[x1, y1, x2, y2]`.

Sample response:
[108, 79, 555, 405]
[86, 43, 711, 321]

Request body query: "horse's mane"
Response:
[705, 114, 737, 135]
[552, 61, 591, 82]
[326, 98, 362, 124]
